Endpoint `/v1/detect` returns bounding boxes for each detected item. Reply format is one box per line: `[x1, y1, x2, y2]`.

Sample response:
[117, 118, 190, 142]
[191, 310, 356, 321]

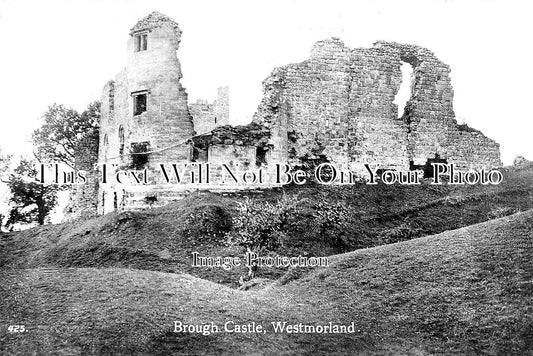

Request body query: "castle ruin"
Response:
[64, 12, 501, 219]
[189, 86, 230, 135]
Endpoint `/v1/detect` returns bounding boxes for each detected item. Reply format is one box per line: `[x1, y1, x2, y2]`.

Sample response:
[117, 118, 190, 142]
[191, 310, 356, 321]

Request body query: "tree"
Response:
[0, 147, 11, 175]
[0, 148, 12, 229]
[313, 200, 350, 248]
[226, 194, 301, 280]
[4, 158, 59, 229]
[31, 102, 100, 168]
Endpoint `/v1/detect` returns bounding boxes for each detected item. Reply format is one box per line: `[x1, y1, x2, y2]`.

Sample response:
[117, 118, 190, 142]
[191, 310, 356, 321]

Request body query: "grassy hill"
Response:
[1, 209, 532, 355]
[1, 166, 533, 287]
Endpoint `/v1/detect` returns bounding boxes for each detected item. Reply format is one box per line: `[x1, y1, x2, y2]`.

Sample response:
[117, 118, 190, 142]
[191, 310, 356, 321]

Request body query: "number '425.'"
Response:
[8, 325, 26, 332]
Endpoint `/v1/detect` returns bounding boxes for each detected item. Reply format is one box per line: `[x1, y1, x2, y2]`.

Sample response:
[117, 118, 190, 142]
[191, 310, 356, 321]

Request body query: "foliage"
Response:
[226, 194, 302, 278]
[377, 223, 423, 245]
[4, 158, 59, 229]
[0, 148, 12, 231]
[0, 148, 11, 174]
[313, 200, 351, 248]
[184, 205, 232, 240]
[487, 206, 519, 220]
[32, 102, 100, 168]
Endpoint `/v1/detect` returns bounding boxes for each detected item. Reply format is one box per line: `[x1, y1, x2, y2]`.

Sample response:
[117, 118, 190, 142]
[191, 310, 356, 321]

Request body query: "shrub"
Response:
[487, 207, 519, 220]
[184, 205, 233, 240]
[226, 194, 303, 278]
[313, 200, 350, 249]
[377, 223, 423, 245]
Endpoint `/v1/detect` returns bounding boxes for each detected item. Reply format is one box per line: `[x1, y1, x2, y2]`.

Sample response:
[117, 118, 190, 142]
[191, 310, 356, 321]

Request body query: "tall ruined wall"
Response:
[346, 42, 408, 170]
[72, 14, 503, 217]
[373, 41, 456, 166]
[190, 86, 230, 135]
[99, 12, 194, 169]
[189, 99, 214, 135]
[254, 38, 501, 171]
[97, 12, 196, 214]
[214, 86, 230, 127]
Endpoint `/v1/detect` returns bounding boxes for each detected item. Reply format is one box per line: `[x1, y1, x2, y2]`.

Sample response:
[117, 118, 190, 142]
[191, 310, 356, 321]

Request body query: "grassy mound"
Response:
[1, 166, 533, 287]
[1, 210, 532, 355]
[0, 192, 249, 286]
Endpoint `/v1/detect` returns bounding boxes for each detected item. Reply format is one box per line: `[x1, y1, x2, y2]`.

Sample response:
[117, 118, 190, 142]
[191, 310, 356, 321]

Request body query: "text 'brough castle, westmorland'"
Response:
[65, 12, 501, 219]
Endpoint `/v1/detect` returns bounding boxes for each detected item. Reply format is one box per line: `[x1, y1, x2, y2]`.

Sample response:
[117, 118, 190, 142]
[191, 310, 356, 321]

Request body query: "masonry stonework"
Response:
[96, 12, 196, 213]
[253, 38, 501, 174]
[189, 86, 230, 135]
[65, 12, 501, 219]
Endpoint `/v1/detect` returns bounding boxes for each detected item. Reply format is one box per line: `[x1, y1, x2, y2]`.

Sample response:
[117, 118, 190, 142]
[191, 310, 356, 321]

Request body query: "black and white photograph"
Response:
[0, 0, 532, 354]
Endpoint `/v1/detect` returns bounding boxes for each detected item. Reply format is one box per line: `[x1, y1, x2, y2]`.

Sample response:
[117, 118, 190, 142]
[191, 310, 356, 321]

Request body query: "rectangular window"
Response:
[134, 33, 148, 52]
[130, 141, 150, 169]
[133, 94, 147, 116]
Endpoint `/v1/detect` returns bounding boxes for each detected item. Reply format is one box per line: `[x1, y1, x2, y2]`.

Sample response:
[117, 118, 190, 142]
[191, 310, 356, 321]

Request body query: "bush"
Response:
[313, 200, 350, 248]
[487, 207, 519, 220]
[377, 223, 423, 245]
[184, 205, 233, 240]
[226, 194, 302, 278]
[227, 195, 301, 250]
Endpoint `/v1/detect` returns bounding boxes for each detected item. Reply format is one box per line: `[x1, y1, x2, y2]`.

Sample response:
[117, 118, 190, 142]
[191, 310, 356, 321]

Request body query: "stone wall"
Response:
[67, 13, 502, 218]
[214, 86, 230, 127]
[189, 86, 230, 135]
[189, 99, 213, 135]
[253, 38, 501, 173]
[97, 12, 196, 214]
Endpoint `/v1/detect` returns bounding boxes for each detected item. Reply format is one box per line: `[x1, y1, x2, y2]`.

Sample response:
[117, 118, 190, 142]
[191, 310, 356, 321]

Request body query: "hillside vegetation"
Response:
[1, 166, 532, 286]
[1, 209, 532, 355]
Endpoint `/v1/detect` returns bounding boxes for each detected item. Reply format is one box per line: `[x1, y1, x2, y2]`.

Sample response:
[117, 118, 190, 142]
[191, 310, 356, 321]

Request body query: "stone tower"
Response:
[97, 12, 195, 213]
[189, 86, 230, 135]
[213, 86, 230, 127]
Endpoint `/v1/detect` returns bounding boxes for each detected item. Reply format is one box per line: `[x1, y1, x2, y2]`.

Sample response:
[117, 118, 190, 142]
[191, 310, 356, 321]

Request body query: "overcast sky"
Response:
[0, 0, 531, 165]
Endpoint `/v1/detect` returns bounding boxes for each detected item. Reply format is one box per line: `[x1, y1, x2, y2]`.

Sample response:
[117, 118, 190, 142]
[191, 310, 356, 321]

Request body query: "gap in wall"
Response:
[394, 62, 414, 119]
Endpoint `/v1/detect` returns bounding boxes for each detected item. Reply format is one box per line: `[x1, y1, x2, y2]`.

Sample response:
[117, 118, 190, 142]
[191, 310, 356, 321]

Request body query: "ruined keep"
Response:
[96, 12, 196, 214]
[249, 38, 501, 173]
[66, 12, 501, 219]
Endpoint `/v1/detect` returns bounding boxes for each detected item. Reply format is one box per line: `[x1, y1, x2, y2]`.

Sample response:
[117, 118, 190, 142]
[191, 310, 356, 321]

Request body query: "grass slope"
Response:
[1, 166, 533, 287]
[1, 210, 532, 355]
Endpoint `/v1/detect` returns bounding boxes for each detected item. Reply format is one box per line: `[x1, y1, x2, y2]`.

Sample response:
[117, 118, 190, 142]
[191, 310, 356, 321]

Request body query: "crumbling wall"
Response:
[254, 38, 501, 172]
[347, 42, 409, 171]
[124, 12, 194, 163]
[213, 86, 230, 127]
[448, 126, 502, 169]
[80, 13, 503, 216]
[190, 86, 230, 135]
[97, 12, 196, 214]
[189, 99, 214, 135]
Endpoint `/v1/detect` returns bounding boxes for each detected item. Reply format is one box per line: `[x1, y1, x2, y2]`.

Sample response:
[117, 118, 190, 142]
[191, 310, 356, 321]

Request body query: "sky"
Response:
[0, 0, 531, 165]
